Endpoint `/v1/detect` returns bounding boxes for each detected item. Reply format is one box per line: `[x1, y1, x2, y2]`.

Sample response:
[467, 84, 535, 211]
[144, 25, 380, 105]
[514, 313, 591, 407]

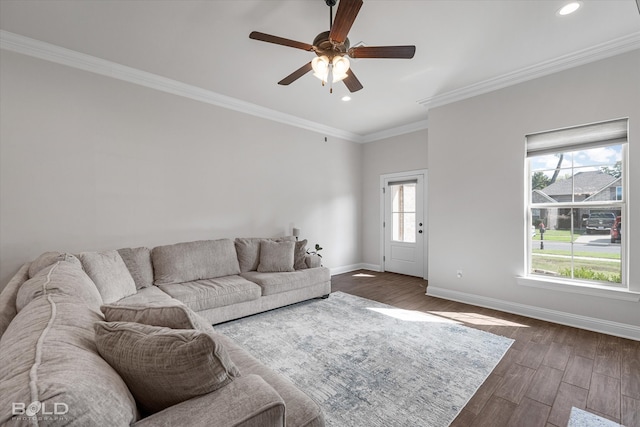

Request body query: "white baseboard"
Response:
[330, 264, 364, 276]
[427, 286, 640, 341]
[360, 263, 381, 272]
[330, 263, 381, 276]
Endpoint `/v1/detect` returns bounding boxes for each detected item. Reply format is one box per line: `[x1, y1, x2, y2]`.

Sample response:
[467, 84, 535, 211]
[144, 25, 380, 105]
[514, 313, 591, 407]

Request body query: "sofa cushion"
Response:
[257, 240, 295, 273]
[16, 261, 103, 312]
[102, 301, 214, 333]
[152, 239, 240, 285]
[117, 247, 154, 289]
[79, 250, 137, 304]
[294, 239, 308, 270]
[241, 268, 331, 296]
[28, 251, 81, 278]
[94, 321, 240, 414]
[0, 286, 138, 426]
[158, 276, 261, 312]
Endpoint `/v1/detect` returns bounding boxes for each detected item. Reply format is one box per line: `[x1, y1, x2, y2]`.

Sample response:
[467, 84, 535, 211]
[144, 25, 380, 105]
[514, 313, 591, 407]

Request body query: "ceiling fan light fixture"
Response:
[332, 56, 350, 81]
[312, 55, 350, 84]
[312, 55, 330, 82]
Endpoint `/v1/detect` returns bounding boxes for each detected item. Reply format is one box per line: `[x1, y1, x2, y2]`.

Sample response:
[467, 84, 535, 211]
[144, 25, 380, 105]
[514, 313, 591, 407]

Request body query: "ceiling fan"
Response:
[249, 0, 416, 93]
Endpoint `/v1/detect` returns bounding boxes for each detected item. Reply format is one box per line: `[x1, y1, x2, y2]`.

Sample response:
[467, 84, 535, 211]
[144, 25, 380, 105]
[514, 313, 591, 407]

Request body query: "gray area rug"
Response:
[216, 291, 513, 427]
[568, 408, 623, 427]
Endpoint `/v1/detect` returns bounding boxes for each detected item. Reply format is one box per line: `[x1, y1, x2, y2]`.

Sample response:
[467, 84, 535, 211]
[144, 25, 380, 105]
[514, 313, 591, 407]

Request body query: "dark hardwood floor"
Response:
[331, 270, 640, 427]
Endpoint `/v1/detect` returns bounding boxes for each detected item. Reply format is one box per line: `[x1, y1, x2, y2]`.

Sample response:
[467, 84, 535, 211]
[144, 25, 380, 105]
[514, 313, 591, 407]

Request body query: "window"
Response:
[390, 181, 417, 243]
[525, 118, 627, 288]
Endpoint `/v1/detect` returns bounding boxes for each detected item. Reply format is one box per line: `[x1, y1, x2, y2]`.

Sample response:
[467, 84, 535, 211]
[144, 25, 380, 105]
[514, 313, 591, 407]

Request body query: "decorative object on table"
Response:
[217, 292, 513, 427]
[305, 243, 323, 267]
[306, 243, 323, 258]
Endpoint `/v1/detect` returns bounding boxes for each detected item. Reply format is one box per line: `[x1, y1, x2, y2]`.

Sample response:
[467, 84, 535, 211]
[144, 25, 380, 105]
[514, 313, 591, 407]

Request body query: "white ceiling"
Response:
[1, 0, 639, 141]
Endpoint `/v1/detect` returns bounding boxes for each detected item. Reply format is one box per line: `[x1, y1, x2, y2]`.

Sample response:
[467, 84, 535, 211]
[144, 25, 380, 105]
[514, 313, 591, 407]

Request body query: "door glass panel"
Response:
[391, 183, 416, 243]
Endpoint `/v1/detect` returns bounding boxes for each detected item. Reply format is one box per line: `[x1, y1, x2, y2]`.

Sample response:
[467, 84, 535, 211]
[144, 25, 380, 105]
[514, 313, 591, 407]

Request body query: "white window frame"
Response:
[517, 118, 639, 302]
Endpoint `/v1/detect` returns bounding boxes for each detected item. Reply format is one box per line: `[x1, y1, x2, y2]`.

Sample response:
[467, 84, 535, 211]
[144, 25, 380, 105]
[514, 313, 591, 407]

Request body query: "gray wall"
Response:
[427, 49, 640, 327]
[2, 40, 638, 332]
[0, 51, 363, 288]
[361, 130, 428, 268]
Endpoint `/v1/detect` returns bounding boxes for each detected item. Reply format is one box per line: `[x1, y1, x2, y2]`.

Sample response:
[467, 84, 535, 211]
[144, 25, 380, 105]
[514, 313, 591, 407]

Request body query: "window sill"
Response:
[516, 276, 640, 302]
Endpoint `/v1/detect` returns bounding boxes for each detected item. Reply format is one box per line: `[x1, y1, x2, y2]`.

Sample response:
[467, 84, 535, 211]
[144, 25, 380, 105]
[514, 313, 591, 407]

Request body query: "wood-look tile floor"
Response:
[331, 270, 640, 427]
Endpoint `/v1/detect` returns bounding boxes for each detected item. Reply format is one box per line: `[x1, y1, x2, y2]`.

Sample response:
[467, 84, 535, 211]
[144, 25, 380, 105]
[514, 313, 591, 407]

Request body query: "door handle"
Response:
[419, 223, 423, 226]
[418, 230, 423, 234]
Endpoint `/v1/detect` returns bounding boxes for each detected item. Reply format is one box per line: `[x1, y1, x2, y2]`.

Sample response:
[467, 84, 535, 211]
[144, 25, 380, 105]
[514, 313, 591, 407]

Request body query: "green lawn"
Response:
[532, 249, 620, 260]
[532, 229, 584, 242]
[530, 229, 621, 283]
[531, 255, 621, 283]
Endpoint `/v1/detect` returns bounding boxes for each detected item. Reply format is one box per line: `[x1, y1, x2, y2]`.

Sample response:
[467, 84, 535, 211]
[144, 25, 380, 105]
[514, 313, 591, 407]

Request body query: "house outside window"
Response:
[525, 118, 628, 288]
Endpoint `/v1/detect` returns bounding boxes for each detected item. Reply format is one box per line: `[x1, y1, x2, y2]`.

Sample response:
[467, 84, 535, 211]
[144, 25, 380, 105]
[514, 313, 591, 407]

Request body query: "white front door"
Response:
[382, 172, 426, 277]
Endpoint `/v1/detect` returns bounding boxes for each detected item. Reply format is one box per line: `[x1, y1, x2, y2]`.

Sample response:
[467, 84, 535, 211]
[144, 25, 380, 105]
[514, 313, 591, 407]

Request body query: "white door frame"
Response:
[379, 169, 428, 280]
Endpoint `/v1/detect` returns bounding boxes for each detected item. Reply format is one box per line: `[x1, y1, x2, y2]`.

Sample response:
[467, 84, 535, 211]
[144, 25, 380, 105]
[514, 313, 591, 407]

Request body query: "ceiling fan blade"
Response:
[250, 31, 314, 51]
[348, 45, 416, 59]
[278, 62, 313, 86]
[329, 0, 363, 44]
[343, 69, 363, 93]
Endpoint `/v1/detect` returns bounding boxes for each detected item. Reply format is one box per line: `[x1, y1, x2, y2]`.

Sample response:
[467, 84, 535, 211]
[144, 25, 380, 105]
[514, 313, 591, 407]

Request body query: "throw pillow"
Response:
[117, 247, 154, 289]
[101, 302, 215, 334]
[234, 238, 263, 273]
[294, 239, 308, 270]
[79, 250, 137, 304]
[94, 321, 240, 414]
[257, 240, 295, 273]
[235, 236, 297, 272]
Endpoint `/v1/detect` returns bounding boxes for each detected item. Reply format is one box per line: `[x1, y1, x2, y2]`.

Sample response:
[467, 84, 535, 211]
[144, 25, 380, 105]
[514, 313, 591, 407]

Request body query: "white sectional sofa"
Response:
[121, 237, 331, 324]
[0, 236, 330, 426]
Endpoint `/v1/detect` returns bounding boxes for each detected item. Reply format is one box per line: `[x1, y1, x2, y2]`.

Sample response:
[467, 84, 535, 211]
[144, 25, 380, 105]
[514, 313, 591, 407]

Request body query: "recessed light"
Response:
[557, 1, 581, 16]
[341, 96, 351, 102]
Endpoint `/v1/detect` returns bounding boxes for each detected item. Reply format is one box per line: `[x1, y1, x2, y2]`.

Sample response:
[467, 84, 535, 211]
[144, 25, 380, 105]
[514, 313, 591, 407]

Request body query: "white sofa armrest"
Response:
[134, 374, 285, 427]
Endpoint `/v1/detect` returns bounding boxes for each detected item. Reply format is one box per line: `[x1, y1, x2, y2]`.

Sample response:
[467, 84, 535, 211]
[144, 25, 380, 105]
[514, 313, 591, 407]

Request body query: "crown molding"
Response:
[0, 30, 364, 143]
[3, 29, 639, 143]
[418, 32, 640, 110]
[361, 119, 429, 143]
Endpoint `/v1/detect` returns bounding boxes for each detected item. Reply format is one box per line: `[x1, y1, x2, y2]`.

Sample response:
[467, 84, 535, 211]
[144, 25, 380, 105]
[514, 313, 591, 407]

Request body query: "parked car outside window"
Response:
[585, 212, 616, 234]
[610, 216, 621, 243]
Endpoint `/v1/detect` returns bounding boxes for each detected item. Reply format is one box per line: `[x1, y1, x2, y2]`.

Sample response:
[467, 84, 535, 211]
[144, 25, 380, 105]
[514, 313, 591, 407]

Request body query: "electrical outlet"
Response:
[456, 270, 463, 279]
